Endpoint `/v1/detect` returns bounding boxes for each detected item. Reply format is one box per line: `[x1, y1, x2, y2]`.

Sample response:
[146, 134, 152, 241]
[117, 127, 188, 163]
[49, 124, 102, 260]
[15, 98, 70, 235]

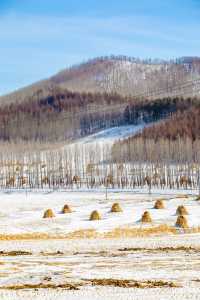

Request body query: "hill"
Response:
[1, 56, 200, 106]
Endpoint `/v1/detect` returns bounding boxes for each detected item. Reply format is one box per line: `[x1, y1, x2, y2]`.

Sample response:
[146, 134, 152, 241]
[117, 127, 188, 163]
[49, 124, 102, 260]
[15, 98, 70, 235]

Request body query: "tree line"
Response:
[0, 89, 197, 143]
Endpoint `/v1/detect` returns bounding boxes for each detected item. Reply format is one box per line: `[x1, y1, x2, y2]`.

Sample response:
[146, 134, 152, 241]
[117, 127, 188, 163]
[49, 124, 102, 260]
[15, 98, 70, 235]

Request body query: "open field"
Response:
[0, 189, 199, 236]
[0, 190, 200, 299]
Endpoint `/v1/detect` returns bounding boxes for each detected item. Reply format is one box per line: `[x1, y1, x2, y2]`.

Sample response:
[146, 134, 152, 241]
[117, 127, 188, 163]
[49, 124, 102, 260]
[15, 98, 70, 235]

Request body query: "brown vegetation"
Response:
[141, 211, 152, 223]
[175, 215, 189, 228]
[62, 204, 72, 214]
[88, 278, 180, 288]
[111, 203, 123, 213]
[176, 205, 188, 215]
[43, 209, 55, 218]
[154, 199, 165, 209]
[89, 210, 101, 221]
[0, 282, 81, 290]
[0, 251, 32, 256]
[0, 278, 180, 290]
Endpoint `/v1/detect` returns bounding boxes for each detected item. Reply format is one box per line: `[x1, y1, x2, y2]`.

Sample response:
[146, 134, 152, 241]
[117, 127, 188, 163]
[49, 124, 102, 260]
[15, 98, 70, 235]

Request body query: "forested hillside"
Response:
[0, 88, 196, 142]
[1, 56, 200, 106]
[112, 100, 200, 164]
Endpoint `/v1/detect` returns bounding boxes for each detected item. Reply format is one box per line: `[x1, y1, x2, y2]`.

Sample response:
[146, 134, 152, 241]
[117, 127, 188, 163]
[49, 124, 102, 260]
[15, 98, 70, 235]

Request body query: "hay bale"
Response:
[141, 211, 152, 223]
[175, 215, 188, 228]
[62, 204, 72, 214]
[154, 199, 165, 209]
[176, 205, 188, 215]
[89, 210, 101, 221]
[111, 203, 123, 213]
[43, 209, 55, 218]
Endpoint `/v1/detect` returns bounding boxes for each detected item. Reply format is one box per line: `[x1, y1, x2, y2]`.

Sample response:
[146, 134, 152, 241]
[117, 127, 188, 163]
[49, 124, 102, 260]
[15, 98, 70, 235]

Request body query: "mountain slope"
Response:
[1, 56, 200, 105]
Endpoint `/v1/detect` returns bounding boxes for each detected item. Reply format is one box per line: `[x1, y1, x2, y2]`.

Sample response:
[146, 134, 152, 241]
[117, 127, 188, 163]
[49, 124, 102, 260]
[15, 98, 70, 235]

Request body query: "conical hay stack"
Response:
[43, 209, 55, 218]
[141, 211, 152, 223]
[89, 210, 101, 221]
[176, 205, 188, 215]
[175, 215, 188, 228]
[111, 203, 123, 213]
[62, 204, 72, 214]
[154, 199, 165, 209]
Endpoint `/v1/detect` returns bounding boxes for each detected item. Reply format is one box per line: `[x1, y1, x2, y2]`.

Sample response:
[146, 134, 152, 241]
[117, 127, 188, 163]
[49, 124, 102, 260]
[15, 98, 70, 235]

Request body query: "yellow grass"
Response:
[0, 279, 180, 290]
[176, 205, 188, 215]
[43, 209, 55, 218]
[89, 278, 180, 288]
[176, 194, 189, 199]
[111, 203, 123, 213]
[62, 204, 72, 214]
[0, 283, 81, 290]
[103, 225, 177, 238]
[0, 225, 178, 240]
[89, 210, 101, 221]
[176, 215, 189, 229]
[141, 211, 152, 223]
[154, 199, 165, 209]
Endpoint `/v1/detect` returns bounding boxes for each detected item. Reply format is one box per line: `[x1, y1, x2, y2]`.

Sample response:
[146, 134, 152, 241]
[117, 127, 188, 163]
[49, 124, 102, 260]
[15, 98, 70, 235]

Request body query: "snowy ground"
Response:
[70, 124, 145, 146]
[0, 189, 199, 235]
[61, 124, 146, 164]
[0, 189, 200, 299]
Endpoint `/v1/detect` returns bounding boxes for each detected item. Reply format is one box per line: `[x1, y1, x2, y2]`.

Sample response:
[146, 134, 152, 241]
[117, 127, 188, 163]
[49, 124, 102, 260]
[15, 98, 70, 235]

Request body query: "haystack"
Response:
[43, 209, 55, 218]
[111, 203, 123, 213]
[175, 215, 188, 228]
[89, 210, 101, 221]
[154, 199, 165, 209]
[176, 205, 188, 215]
[141, 211, 152, 223]
[62, 204, 72, 214]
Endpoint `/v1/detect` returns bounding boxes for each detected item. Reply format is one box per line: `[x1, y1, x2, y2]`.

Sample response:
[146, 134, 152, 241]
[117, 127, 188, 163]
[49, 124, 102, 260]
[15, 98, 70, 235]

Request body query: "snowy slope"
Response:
[70, 124, 145, 146]
[61, 124, 146, 165]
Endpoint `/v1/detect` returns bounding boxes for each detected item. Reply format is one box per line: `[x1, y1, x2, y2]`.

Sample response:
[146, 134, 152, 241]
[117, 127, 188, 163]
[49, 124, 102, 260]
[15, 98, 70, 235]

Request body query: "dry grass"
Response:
[141, 211, 152, 223]
[154, 199, 165, 209]
[176, 194, 189, 199]
[43, 209, 55, 218]
[0, 225, 177, 240]
[62, 204, 72, 214]
[0, 282, 81, 290]
[4, 224, 200, 240]
[0, 251, 32, 256]
[66, 229, 97, 239]
[176, 205, 188, 215]
[89, 210, 101, 221]
[104, 225, 177, 238]
[111, 202, 123, 213]
[176, 215, 189, 229]
[119, 246, 197, 252]
[0, 279, 180, 290]
[88, 278, 180, 288]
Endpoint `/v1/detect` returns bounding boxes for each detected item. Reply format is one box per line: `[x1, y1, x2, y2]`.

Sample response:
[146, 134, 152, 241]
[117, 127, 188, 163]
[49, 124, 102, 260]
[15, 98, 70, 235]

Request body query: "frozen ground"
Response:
[0, 189, 199, 235]
[0, 189, 200, 299]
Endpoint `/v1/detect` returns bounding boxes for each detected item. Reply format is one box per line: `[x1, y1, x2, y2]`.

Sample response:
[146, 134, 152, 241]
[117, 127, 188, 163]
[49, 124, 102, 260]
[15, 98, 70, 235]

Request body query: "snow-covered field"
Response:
[0, 189, 199, 235]
[0, 190, 200, 299]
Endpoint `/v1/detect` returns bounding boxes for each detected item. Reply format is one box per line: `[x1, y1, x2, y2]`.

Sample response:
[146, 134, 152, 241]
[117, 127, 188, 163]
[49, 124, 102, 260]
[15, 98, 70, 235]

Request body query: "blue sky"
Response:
[0, 0, 200, 95]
